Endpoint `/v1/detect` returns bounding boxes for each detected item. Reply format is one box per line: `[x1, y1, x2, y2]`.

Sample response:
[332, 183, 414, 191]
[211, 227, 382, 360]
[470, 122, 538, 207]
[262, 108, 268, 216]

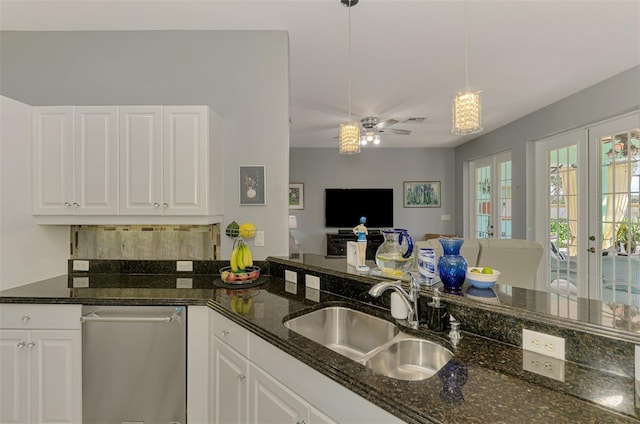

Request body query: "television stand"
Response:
[326, 232, 384, 259]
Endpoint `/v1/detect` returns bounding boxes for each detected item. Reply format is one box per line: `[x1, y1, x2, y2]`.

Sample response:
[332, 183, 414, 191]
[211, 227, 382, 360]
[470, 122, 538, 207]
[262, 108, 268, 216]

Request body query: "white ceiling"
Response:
[1, 0, 639, 148]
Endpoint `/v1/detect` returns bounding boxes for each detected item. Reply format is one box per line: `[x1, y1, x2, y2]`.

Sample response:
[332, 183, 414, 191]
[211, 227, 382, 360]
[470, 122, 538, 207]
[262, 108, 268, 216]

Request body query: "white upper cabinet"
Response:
[32, 106, 118, 216]
[32, 107, 75, 215]
[74, 106, 119, 215]
[34, 105, 223, 224]
[119, 106, 164, 215]
[163, 106, 209, 216]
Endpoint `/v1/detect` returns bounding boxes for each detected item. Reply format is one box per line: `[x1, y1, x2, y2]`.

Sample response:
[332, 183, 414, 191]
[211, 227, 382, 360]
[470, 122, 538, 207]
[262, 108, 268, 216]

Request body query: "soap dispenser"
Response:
[427, 288, 449, 332]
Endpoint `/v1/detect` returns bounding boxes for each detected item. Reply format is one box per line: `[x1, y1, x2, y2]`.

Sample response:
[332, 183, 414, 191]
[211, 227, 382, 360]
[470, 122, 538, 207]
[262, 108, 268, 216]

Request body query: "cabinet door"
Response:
[74, 106, 119, 215]
[163, 106, 208, 215]
[212, 338, 248, 424]
[32, 107, 75, 215]
[0, 330, 29, 423]
[119, 106, 164, 215]
[249, 363, 308, 424]
[30, 330, 82, 424]
[310, 407, 336, 424]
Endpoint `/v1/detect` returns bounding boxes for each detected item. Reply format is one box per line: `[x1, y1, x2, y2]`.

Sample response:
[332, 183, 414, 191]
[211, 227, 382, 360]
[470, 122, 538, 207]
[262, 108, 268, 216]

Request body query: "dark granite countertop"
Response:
[1, 267, 638, 423]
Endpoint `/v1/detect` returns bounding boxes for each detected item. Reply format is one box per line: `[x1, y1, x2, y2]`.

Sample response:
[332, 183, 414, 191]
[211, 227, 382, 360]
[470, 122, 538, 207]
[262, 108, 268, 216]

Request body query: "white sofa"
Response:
[415, 238, 544, 290]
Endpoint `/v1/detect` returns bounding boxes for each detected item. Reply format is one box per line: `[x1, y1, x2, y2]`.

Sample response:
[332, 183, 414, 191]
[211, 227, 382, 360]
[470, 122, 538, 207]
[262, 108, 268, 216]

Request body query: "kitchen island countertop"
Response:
[1, 270, 637, 423]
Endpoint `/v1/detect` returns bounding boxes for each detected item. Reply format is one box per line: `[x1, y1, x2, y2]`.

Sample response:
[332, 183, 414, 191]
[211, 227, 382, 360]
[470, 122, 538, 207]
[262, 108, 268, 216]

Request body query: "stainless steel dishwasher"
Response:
[81, 305, 186, 424]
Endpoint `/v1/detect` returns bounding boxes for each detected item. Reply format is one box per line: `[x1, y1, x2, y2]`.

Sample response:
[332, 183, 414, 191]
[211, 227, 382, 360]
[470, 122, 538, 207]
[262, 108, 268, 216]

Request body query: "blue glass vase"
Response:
[437, 238, 467, 292]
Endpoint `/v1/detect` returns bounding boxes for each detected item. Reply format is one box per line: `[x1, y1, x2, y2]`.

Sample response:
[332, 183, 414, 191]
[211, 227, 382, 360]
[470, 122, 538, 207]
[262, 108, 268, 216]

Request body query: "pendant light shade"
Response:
[339, 122, 361, 154]
[452, 1, 483, 136]
[452, 89, 483, 135]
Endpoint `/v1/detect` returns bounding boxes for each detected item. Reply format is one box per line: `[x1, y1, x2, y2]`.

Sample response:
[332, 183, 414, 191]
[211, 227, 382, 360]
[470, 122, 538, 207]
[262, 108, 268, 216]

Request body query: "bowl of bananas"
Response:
[220, 241, 260, 283]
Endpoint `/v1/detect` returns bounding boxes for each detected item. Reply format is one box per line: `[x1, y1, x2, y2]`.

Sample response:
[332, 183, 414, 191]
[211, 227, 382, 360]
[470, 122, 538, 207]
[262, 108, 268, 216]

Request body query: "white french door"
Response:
[534, 113, 640, 303]
[469, 151, 512, 239]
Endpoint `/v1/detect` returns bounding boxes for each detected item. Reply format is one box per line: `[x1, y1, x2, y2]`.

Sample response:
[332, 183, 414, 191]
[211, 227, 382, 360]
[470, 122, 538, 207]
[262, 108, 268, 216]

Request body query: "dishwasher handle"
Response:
[81, 308, 182, 324]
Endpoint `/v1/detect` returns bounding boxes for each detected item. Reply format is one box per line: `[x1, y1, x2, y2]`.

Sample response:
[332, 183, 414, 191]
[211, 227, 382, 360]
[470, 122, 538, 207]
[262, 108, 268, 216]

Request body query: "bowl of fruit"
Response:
[220, 265, 261, 284]
[466, 266, 500, 289]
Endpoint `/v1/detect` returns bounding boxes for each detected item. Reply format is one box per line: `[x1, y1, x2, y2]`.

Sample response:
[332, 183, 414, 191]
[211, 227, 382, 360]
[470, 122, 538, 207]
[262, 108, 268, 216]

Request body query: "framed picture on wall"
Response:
[239, 166, 266, 205]
[289, 183, 304, 209]
[403, 181, 441, 208]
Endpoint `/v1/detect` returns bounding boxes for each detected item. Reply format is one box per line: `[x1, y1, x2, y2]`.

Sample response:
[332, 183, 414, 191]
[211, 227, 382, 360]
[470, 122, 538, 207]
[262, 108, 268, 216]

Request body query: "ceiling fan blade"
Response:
[382, 128, 412, 135]
[374, 119, 399, 129]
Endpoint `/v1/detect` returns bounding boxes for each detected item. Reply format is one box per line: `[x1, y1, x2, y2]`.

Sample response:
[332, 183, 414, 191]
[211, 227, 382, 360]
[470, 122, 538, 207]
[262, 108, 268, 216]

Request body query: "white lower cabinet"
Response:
[200, 309, 402, 424]
[0, 305, 82, 424]
[212, 338, 248, 424]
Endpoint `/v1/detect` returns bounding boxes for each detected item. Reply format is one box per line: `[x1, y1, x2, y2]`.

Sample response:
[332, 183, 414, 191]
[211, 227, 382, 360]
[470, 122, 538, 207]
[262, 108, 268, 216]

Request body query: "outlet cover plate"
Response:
[305, 274, 320, 290]
[176, 260, 193, 272]
[523, 350, 565, 381]
[523, 329, 565, 361]
[73, 260, 89, 271]
[285, 270, 297, 283]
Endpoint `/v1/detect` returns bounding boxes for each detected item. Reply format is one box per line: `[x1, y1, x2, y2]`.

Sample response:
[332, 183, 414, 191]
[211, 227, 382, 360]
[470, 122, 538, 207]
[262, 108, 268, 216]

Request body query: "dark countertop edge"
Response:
[0, 296, 209, 306]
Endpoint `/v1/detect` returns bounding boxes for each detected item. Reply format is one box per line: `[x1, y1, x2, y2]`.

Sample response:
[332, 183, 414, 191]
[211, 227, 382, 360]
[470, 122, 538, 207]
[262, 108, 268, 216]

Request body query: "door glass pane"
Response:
[599, 128, 640, 305]
[498, 159, 512, 238]
[548, 145, 578, 293]
[475, 165, 491, 238]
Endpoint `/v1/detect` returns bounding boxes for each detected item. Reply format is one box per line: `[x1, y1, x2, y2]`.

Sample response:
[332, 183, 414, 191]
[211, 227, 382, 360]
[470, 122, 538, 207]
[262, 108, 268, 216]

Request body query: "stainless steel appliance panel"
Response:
[82, 305, 186, 424]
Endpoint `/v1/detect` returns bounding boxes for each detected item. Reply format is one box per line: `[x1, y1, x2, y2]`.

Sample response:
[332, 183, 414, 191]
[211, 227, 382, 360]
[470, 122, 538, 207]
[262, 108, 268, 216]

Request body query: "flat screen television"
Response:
[325, 188, 393, 228]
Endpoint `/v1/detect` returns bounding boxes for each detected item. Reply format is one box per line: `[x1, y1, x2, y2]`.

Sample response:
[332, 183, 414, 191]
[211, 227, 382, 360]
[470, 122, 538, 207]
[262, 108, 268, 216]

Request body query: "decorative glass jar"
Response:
[437, 238, 467, 291]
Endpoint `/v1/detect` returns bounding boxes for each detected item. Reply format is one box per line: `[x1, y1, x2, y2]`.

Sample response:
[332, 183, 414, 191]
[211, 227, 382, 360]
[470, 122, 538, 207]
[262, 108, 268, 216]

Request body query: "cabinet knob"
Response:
[220, 329, 230, 337]
[72, 202, 79, 208]
[17, 341, 27, 348]
[296, 421, 306, 424]
[21, 315, 31, 322]
[154, 203, 160, 208]
[237, 374, 246, 382]
[27, 341, 36, 348]
[163, 203, 168, 208]
[64, 202, 71, 207]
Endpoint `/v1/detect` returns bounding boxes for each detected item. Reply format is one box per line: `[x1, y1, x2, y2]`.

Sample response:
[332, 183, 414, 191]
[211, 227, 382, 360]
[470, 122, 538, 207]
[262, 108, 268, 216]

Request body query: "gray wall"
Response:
[0, 30, 290, 259]
[455, 65, 640, 239]
[289, 148, 455, 255]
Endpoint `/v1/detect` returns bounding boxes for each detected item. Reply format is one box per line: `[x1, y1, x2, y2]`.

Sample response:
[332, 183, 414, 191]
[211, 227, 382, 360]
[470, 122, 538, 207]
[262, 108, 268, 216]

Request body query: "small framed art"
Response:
[240, 166, 266, 205]
[289, 183, 304, 210]
[403, 181, 441, 208]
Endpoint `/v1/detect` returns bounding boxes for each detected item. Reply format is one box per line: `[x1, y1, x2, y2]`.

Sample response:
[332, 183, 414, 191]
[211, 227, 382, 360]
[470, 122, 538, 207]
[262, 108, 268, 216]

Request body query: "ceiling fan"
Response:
[359, 116, 411, 146]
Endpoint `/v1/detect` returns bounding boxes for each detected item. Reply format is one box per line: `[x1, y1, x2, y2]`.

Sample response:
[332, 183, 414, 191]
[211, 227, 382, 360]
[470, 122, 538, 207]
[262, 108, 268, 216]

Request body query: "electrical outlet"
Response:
[73, 260, 89, 271]
[305, 274, 320, 290]
[176, 260, 193, 272]
[306, 287, 320, 303]
[176, 278, 193, 289]
[523, 350, 565, 381]
[72, 277, 89, 288]
[285, 270, 297, 283]
[522, 329, 565, 361]
[254, 230, 265, 246]
[285, 281, 298, 295]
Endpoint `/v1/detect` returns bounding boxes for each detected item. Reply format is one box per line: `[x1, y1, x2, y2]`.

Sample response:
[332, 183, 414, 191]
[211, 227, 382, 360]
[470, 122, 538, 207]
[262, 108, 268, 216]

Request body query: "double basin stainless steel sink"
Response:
[284, 306, 453, 381]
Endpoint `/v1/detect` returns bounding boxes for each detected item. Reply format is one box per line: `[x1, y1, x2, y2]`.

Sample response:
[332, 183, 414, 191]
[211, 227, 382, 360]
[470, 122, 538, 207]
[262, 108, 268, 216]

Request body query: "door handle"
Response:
[587, 247, 596, 253]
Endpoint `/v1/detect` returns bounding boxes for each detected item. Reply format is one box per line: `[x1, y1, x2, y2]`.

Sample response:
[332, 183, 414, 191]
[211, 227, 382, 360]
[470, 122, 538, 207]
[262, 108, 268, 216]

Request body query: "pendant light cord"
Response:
[464, 1, 469, 89]
[347, 3, 352, 122]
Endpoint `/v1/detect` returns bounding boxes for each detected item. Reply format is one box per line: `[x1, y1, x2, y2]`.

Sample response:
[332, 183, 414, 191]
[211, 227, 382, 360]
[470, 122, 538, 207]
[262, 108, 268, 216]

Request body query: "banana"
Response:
[230, 246, 240, 272]
[243, 244, 253, 268]
[242, 297, 253, 314]
[236, 244, 246, 270]
[230, 296, 238, 313]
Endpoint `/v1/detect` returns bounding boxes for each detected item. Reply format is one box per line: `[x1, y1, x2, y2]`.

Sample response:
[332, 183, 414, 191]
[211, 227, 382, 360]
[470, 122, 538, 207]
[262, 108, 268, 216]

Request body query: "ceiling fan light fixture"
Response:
[452, 89, 483, 135]
[373, 134, 381, 145]
[339, 122, 361, 154]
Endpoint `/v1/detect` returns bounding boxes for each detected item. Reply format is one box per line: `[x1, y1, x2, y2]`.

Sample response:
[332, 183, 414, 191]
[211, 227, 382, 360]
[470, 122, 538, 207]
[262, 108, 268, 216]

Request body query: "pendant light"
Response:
[338, 0, 361, 154]
[452, 1, 483, 136]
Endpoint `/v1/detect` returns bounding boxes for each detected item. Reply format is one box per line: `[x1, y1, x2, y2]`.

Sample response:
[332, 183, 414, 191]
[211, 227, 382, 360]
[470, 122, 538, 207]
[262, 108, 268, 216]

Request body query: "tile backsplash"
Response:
[71, 224, 220, 260]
